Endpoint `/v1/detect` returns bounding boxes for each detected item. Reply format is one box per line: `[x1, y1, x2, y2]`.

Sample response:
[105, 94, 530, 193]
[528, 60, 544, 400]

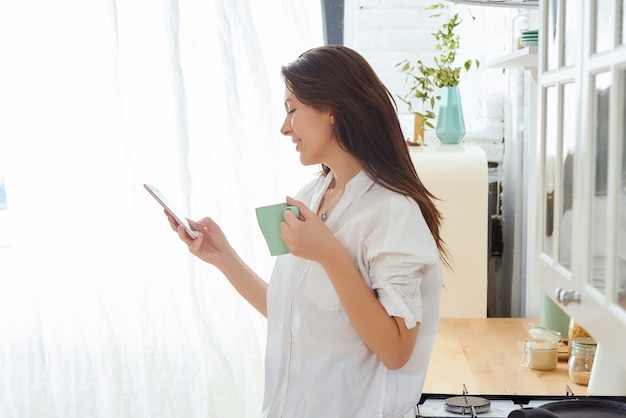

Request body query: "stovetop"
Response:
[413, 392, 626, 417]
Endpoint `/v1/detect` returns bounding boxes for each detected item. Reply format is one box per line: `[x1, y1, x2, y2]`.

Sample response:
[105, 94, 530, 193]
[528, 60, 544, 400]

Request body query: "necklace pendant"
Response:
[321, 210, 328, 222]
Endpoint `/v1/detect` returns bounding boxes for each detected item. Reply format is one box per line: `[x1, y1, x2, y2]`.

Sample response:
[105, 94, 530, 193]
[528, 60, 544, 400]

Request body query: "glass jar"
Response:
[568, 319, 591, 356]
[521, 324, 561, 371]
[522, 339, 559, 371]
[568, 338, 598, 385]
[512, 9, 540, 50]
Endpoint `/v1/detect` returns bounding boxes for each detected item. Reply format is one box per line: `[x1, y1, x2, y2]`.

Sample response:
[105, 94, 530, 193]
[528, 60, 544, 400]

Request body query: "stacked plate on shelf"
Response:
[520, 29, 538, 47]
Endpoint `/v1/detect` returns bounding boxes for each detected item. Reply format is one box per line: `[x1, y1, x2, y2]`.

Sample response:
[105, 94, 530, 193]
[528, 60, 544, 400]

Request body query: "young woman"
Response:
[168, 45, 447, 418]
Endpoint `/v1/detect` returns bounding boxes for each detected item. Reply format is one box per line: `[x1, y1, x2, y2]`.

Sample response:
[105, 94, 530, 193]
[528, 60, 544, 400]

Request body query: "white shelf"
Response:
[484, 46, 538, 69]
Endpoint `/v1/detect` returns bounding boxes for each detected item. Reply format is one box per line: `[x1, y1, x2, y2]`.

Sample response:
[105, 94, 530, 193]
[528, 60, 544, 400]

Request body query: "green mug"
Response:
[255, 203, 299, 256]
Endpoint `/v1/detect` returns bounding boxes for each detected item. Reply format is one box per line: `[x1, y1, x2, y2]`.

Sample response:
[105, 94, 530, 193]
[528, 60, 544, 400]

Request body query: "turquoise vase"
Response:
[435, 86, 466, 144]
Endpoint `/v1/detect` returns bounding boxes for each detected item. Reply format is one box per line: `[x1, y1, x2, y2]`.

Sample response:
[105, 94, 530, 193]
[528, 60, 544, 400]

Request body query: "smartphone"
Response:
[143, 183, 199, 239]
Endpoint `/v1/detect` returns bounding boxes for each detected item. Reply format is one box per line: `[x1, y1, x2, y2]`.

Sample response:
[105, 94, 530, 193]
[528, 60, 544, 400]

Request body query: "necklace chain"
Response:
[320, 179, 339, 222]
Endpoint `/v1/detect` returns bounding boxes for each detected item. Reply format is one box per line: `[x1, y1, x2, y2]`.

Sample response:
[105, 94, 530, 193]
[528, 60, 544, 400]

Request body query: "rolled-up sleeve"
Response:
[379, 282, 421, 329]
[363, 196, 438, 329]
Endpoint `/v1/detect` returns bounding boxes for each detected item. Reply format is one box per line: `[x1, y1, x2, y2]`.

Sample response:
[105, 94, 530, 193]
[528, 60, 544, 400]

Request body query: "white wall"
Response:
[343, 0, 517, 164]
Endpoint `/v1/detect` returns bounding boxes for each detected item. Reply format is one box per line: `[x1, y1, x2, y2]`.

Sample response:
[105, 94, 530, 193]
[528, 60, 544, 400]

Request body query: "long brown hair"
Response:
[281, 45, 450, 267]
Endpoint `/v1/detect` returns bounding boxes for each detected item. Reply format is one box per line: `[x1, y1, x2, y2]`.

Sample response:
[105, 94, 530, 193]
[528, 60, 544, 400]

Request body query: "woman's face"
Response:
[281, 89, 336, 166]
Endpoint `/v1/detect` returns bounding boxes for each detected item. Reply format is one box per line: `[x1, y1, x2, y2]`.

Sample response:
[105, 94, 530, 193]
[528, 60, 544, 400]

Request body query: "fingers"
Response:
[177, 224, 196, 244]
[167, 212, 196, 245]
[165, 209, 179, 232]
[285, 196, 312, 221]
[188, 231, 204, 255]
[177, 224, 204, 254]
[282, 207, 299, 223]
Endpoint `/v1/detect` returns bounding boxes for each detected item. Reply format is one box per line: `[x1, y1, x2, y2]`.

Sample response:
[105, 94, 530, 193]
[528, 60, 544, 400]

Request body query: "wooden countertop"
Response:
[423, 318, 590, 396]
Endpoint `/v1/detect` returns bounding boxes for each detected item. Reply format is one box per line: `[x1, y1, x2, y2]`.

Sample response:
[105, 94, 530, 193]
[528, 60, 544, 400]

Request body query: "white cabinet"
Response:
[530, 0, 626, 395]
[409, 144, 489, 318]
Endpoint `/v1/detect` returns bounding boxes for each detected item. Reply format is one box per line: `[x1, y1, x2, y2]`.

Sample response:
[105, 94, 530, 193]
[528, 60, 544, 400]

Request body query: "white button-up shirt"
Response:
[262, 170, 443, 418]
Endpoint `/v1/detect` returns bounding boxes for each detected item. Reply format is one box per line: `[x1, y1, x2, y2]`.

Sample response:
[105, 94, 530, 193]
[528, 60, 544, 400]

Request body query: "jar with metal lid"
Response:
[568, 338, 597, 386]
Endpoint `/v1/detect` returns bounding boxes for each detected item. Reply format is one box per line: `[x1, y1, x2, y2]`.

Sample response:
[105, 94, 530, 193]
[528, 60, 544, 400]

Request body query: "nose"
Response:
[280, 114, 292, 136]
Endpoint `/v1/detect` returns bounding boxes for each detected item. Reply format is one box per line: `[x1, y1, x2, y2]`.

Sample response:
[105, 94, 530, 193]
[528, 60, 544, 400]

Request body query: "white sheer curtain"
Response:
[0, 1, 322, 417]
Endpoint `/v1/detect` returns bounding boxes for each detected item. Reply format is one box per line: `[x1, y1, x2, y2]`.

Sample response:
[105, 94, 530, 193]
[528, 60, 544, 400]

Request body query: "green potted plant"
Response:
[397, 3, 479, 145]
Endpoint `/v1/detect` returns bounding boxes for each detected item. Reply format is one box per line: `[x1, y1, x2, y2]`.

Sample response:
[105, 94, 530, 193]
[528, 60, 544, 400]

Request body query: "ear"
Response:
[329, 113, 335, 124]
